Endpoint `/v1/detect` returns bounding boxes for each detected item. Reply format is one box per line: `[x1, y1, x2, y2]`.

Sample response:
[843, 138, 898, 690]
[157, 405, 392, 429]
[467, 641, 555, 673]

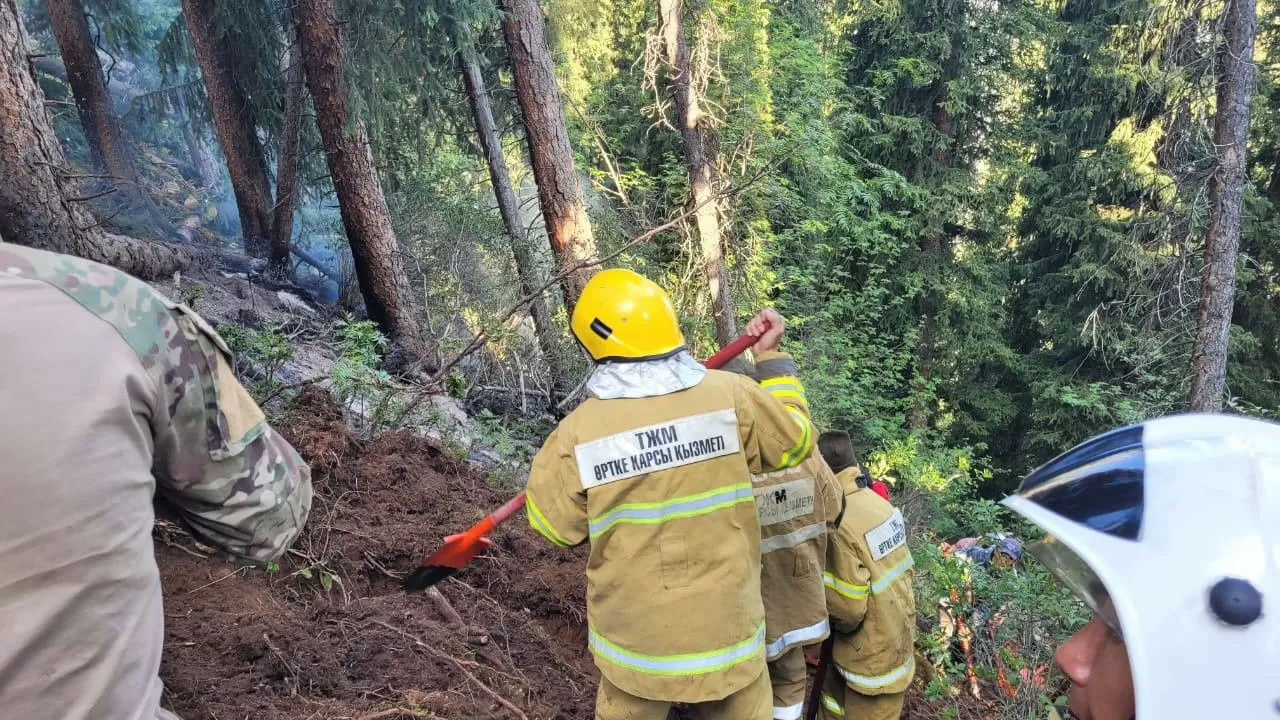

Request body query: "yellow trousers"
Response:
[766, 646, 808, 720]
[595, 667, 773, 720]
[819, 669, 906, 720]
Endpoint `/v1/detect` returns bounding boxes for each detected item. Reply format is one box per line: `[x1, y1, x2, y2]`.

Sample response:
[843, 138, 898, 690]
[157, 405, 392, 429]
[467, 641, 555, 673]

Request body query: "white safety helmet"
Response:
[1002, 414, 1280, 719]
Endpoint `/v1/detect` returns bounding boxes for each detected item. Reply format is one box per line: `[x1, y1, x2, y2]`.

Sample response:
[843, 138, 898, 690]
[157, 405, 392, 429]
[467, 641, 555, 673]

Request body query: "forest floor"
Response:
[155, 387, 596, 720]
[146, 271, 980, 720]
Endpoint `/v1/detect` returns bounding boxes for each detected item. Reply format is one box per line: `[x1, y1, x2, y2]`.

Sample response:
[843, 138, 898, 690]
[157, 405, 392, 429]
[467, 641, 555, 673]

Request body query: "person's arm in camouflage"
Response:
[151, 305, 312, 563]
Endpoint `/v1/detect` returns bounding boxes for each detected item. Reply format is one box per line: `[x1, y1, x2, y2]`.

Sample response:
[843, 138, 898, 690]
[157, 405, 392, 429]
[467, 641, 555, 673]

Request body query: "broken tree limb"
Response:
[368, 620, 529, 720]
[390, 165, 772, 426]
[290, 244, 343, 283]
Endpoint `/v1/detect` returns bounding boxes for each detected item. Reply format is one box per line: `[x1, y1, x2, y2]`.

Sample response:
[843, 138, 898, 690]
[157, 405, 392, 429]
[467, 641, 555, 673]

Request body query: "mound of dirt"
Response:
[156, 388, 594, 720]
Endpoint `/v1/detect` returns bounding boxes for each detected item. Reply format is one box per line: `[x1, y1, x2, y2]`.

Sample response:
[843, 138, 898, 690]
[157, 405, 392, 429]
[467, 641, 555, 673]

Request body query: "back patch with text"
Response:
[754, 477, 816, 526]
[865, 508, 907, 561]
[574, 409, 740, 490]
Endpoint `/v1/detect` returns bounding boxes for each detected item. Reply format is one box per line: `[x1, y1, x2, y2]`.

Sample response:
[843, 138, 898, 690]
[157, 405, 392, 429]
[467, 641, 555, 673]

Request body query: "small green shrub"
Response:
[216, 323, 295, 400]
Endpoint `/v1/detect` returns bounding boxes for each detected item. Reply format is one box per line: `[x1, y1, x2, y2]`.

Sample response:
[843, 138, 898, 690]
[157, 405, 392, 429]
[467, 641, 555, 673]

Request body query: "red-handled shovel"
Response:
[401, 326, 765, 592]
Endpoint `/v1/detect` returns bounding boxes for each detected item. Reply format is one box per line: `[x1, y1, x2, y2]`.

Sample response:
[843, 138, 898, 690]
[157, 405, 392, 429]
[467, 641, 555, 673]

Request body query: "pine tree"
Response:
[294, 0, 435, 371]
[501, 0, 600, 309]
[0, 0, 189, 277]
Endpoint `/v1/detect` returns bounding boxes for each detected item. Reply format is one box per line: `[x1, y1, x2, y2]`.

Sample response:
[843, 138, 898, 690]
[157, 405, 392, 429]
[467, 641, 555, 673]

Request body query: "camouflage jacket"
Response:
[0, 242, 311, 720]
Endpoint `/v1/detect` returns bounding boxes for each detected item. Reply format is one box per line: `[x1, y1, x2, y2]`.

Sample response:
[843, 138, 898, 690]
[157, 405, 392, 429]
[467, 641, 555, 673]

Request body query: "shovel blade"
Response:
[400, 533, 491, 592]
[400, 563, 460, 592]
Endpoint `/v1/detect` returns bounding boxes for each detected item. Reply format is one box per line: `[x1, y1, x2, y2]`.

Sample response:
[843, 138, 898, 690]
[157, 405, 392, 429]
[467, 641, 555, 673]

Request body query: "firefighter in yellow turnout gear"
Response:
[816, 431, 916, 720]
[753, 452, 844, 720]
[524, 269, 816, 720]
[723, 356, 844, 720]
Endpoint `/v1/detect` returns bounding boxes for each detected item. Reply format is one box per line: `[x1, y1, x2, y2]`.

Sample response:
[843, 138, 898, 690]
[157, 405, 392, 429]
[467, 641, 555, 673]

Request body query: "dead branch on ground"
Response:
[367, 620, 530, 720]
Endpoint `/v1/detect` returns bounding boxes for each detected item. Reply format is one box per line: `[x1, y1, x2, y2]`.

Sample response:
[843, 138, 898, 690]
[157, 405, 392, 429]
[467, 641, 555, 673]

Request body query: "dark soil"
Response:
[156, 388, 595, 720]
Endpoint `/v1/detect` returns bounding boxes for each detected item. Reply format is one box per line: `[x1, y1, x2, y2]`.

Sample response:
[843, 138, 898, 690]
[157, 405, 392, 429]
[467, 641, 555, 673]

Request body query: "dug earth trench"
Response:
[156, 388, 595, 720]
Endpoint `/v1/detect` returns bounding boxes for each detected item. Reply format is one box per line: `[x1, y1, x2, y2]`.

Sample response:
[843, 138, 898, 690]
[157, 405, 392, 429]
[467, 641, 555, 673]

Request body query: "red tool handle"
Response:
[703, 327, 762, 370]
[483, 323, 768, 531]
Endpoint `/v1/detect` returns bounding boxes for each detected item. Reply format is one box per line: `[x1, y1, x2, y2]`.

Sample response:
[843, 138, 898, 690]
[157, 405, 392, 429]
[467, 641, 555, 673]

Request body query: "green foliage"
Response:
[217, 322, 295, 400]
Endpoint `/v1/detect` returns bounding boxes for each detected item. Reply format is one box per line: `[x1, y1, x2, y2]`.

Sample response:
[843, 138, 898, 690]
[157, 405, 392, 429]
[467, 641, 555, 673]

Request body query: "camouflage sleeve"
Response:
[151, 305, 312, 563]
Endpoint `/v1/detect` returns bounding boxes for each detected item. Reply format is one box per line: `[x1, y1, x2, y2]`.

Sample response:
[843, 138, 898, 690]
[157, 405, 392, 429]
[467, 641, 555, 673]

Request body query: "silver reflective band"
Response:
[772, 702, 803, 720]
[821, 694, 845, 717]
[871, 553, 915, 594]
[588, 483, 754, 538]
[766, 617, 830, 659]
[588, 623, 766, 676]
[836, 655, 915, 691]
[761, 522, 826, 554]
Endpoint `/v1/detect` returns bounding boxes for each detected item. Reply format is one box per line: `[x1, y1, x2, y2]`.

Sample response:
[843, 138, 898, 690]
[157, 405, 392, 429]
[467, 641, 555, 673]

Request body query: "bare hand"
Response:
[745, 309, 784, 354]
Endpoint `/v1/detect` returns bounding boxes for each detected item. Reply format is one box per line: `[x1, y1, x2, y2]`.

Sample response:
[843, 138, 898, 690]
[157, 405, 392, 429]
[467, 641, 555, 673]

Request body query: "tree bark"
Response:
[0, 0, 189, 278]
[43, 0, 138, 185]
[908, 100, 955, 431]
[181, 0, 273, 258]
[460, 51, 568, 392]
[293, 0, 434, 372]
[658, 0, 735, 345]
[500, 0, 599, 310]
[176, 90, 221, 191]
[270, 31, 305, 278]
[1189, 0, 1258, 412]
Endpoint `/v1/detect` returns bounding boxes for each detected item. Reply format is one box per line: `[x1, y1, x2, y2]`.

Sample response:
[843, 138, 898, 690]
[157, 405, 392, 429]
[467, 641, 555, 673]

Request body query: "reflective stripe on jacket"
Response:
[524, 351, 814, 702]
[824, 468, 917, 695]
[753, 452, 843, 660]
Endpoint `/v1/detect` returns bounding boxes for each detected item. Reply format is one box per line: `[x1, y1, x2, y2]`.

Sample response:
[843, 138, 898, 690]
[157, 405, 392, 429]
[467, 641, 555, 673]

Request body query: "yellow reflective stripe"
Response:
[836, 655, 915, 691]
[762, 376, 806, 394]
[763, 376, 809, 408]
[526, 494, 572, 547]
[588, 483, 754, 539]
[589, 622, 766, 676]
[822, 694, 845, 716]
[778, 406, 812, 468]
[871, 553, 915, 594]
[769, 389, 809, 404]
[823, 571, 869, 599]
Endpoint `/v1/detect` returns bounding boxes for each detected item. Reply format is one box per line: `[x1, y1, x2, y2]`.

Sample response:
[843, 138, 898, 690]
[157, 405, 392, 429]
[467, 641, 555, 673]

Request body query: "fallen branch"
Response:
[263, 632, 301, 696]
[368, 620, 528, 720]
[393, 168, 770, 425]
[260, 375, 326, 405]
[187, 567, 244, 594]
[354, 709, 429, 720]
[426, 587, 467, 630]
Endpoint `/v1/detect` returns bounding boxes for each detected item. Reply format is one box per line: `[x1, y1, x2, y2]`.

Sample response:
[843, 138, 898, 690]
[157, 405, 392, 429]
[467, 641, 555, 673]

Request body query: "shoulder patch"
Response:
[754, 477, 816, 526]
[574, 409, 740, 490]
[214, 350, 267, 449]
[865, 508, 907, 561]
[167, 300, 233, 356]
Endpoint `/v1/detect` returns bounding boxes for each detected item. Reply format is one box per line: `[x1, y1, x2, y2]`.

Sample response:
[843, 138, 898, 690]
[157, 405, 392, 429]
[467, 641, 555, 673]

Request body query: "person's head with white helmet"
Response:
[1001, 415, 1279, 720]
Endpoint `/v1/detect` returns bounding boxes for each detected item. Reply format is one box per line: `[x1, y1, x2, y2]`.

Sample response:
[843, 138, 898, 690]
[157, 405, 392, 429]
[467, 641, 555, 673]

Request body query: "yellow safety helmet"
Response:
[571, 269, 686, 362]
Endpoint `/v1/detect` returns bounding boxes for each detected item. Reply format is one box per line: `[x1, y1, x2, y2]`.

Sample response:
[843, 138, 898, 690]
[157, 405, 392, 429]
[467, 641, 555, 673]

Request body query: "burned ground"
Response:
[156, 388, 595, 720]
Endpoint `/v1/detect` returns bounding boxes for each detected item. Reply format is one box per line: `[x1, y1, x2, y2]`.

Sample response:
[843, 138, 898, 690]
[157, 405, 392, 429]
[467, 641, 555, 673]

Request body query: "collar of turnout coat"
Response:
[586, 352, 707, 400]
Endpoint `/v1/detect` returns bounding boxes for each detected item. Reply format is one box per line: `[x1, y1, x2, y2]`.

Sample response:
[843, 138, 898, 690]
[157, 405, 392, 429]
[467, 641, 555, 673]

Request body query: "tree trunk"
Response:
[176, 91, 220, 191]
[0, 0, 189, 278]
[293, 0, 433, 372]
[1189, 0, 1258, 412]
[181, 0, 273, 258]
[908, 100, 954, 431]
[461, 51, 568, 392]
[270, 32, 305, 278]
[658, 0, 736, 345]
[43, 0, 138, 185]
[500, 0, 599, 310]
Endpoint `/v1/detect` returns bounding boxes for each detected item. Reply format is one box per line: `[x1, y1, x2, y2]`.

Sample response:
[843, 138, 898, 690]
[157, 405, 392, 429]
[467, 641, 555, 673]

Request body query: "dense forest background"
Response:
[1, 0, 1276, 714]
